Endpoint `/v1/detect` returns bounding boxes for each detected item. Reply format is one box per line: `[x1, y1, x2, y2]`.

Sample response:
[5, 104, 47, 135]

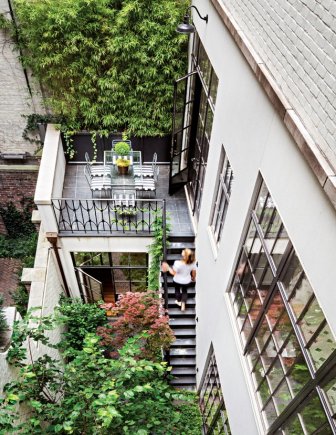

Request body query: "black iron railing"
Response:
[51, 198, 164, 235]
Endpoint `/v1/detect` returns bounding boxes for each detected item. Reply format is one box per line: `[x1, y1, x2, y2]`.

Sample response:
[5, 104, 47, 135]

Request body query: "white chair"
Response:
[133, 152, 157, 178]
[84, 165, 112, 197]
[112, 190, 136, 208]
[134, 165, 159, 197]
[85, 152, 111, 177]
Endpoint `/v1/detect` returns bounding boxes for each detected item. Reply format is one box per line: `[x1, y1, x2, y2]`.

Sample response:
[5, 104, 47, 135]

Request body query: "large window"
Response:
[209, 148, 233, 245]
[72, 252, 148, 294]
[230, 180, 336, 433]
[200, 345, 231, 434]
[188, 33, 218, 219]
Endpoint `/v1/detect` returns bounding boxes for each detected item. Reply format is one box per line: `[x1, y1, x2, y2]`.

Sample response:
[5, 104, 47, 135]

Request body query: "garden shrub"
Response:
[0, 199, 35, 238]
[13, 0, 188, 137]
[98, 291, 174, 360]
[56, 297, 108, 353]
[0, 307, 202, 434]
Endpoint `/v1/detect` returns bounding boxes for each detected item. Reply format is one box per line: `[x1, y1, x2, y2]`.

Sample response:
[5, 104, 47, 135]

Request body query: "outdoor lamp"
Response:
[176, 5, 208, 34]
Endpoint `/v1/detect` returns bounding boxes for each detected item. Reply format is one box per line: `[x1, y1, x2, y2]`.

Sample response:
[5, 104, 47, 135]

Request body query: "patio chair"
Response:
[85, 152, 111, 177]
[133, 152, 157, 178]
[134, 165, 159, 197]
[112, 190, 136, 208]
[84, 165, 112, 197]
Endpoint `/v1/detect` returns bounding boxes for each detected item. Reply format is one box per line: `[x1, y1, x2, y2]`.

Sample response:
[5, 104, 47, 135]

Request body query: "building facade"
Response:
[183, 0, 336, 433]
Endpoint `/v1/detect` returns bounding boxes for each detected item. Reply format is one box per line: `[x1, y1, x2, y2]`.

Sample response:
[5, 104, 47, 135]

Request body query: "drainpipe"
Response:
[46, 232, 70, 298]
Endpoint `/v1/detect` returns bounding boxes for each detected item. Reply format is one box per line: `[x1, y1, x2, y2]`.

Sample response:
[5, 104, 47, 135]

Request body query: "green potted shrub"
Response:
[114, 141, 131, 175]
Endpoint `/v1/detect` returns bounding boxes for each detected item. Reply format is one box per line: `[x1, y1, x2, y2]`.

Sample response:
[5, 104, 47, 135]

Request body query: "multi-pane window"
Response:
[72, 252, 148, 295]
[200, 346, 231, 434]
[230, 180, 336, 433]
[209, 148, 233, 244]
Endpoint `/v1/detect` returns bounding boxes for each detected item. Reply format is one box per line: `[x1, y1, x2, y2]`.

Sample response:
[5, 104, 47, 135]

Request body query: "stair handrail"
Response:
[161, 199, 170, 367]
[162, 199, 168, 310]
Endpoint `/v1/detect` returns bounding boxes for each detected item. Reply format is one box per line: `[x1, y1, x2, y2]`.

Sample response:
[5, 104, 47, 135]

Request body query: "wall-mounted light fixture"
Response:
[176, 5, 208, 34]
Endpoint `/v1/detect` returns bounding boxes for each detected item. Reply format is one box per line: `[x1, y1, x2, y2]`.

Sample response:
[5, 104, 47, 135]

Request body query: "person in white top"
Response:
[162, 249, 197, 311]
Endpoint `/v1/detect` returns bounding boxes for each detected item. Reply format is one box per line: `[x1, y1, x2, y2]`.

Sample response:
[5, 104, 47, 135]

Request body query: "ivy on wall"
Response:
[0, 198, 35, 239]
[13, 0, 189, 137]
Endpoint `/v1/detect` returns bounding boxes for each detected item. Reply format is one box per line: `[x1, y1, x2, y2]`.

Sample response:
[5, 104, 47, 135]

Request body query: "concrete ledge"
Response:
[21, 267, 46, 284]
[211, 0, 336, 211]
[0, 165, 39, 171]
[32, 210, 41, 223]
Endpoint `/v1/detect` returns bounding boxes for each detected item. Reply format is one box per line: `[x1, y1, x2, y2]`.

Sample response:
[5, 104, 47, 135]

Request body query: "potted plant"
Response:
[114, 141, 131, 174]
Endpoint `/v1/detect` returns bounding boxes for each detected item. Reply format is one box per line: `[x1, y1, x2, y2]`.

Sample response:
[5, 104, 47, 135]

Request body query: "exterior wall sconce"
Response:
[176, 5, 208, 34]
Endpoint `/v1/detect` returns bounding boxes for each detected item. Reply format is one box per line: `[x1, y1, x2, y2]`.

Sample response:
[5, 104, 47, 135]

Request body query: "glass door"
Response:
[169, 70, 200, 194]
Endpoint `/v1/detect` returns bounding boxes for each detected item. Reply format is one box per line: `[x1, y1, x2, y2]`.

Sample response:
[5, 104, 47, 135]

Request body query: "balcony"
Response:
[35, 125, 194, 237]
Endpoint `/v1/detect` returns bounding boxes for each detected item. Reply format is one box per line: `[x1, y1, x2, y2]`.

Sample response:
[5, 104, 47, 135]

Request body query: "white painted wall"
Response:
[191, 0, 336, 433]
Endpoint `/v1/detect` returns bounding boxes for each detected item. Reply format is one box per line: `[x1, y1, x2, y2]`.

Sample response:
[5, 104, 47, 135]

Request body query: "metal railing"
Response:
[51, 198, 164, 235]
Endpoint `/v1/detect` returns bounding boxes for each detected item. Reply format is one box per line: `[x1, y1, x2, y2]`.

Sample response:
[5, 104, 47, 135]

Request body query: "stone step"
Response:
[167, 242, 195, 253]
[170, 348, 196, 357]
[170, 377, 196, 386]
[170, 357, 196, 366]
[168, 298, 195, 307]
[168, 235, 195, 243]
[169, 318, 196, 328]
[165, 287, 195, 295]
[171, 338, 196, 348]
[171, 366, 196, 376]
[168, 307, 195, 317]
[171, 328, 196, 337]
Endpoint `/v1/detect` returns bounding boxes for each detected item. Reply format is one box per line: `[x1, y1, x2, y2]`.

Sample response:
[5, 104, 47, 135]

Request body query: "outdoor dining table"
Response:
[103, 150, 142, 206]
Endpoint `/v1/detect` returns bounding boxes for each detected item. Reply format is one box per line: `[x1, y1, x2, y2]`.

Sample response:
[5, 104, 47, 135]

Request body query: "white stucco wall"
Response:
[192, 1, 336, 433]
[59, 236, 153, 298]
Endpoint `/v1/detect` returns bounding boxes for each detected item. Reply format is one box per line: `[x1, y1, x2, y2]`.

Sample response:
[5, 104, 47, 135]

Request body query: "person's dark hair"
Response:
[182, 249, 195, 265]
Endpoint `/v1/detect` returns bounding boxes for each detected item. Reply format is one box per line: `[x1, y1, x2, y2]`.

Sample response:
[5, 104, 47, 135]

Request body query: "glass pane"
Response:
[308, 323, 336, 370]
[258, 380, 271, 406]
[280, 334, 302, 373]
[210, 71, 218, 106]
[263, 399, 277, 428]
[266, 291, 285, 330]
[282, 416, 304, 434]
[131, 282, 147, 292]
[255, 182, 269, 219]
[273, 379, 292, 414]
[268, 358, 285, 392]
[111, 252, 127, 265]
[260, 338, 277, 371]
[287, 356, 311, 395]
[256, 318, 271, 350]
[249, 295, 263, 327]
[252, 359, 265, 388]
[271, 234, 289, 269]
[244, 222, 257, 253]
[129, 253, 147, 266]
[237, 301, 248, 328]
[300, 393, 329, 433]
[248, 341, 260, 370]
[241, 317, 253, 345]
[273, 311, 293, 350]
[115, 282, 130, 295]
[299, 298, 325, 344]
[323, 377, 336, 415]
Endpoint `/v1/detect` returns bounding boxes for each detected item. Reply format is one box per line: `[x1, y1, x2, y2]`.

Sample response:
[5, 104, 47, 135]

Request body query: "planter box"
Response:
[62, 132, 171, 163]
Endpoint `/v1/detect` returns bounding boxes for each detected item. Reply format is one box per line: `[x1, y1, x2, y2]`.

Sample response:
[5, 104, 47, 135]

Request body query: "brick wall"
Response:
[0, 0, 45, 155]
[221, 0, 336, 169]
[0, 167, 38, 208]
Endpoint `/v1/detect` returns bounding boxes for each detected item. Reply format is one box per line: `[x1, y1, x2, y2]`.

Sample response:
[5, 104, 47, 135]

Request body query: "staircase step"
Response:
[165, 276, 196, 287]
[169, 318, 196, 327]
[168, 307, 195, 316]
[170, 348, 196, 357]
[168, 235, 195, 243]
[167, 242, 195, 253]
[165, 287, 195, 295]
[170, 357, 196, 366]
[172, 328, 196, 337]
[171, 338, 196, 347]
[171, 366, 196, 376]
[170, 377, 196, 386]
[168, 298, 195, 307]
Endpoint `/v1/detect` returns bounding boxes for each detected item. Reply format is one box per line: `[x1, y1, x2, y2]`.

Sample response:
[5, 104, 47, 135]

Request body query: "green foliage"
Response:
[0, 13, 12, 30]
[56, 297, 108, 354]
[0, 308, 202, 434]
[0, 199, 36, 238]
[148, 211, 170, 290]
[13, 0, 188, 136]
[22, 113, 63, 145]
[116, 158, 131, 167]
[0, 295, 8, 342]
[0, 233, 37, 260]
[11, 284, 29, 318]
[114, 141, 131, 156]
[98, 291, 174, 360]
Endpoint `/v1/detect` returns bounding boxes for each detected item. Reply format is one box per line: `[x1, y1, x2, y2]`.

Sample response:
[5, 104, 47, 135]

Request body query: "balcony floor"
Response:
[62, 164, 194, 236]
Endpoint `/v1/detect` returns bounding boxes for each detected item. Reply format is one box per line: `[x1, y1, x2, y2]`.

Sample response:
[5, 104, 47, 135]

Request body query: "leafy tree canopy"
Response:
[13, 0, 189, 136]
